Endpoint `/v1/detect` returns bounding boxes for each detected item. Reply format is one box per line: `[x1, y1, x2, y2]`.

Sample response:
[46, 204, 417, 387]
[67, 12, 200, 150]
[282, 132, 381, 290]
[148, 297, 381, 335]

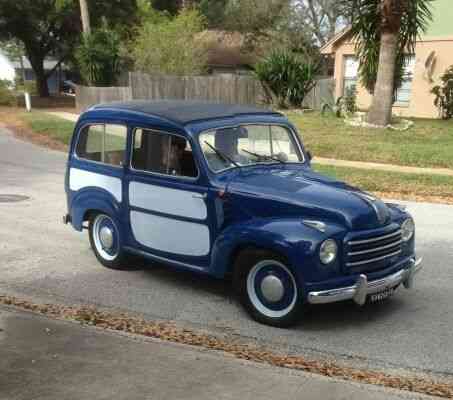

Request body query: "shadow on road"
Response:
[140, 260, 232, 298]
[137, 259, 406, 331]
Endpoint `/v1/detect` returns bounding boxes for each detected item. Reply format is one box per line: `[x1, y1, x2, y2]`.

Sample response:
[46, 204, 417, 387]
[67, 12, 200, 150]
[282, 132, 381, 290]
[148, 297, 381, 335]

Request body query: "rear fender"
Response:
[69, 187, 121, 231]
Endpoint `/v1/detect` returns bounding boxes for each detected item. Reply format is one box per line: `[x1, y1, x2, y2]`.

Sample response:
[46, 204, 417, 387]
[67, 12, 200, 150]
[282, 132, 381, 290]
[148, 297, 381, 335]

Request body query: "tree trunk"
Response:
[366, 31, 399, 127]
[35, 69, 50, 97]
[79, 0, 91, 35]
[29, 57, 49, 97]
[25, 46, 50, 97]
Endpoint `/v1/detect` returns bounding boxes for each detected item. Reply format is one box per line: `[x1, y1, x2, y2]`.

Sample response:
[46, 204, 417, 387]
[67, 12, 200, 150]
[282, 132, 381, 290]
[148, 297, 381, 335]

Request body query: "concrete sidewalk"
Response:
[45, 110, 453, 177]
[0, 306, 437, 400]
[313, 157, 453, 177]
[45, 111, 79, 123]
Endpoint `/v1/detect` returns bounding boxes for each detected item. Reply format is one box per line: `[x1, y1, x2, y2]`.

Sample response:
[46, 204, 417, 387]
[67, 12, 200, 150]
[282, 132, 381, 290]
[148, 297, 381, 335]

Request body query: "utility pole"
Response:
[79, 0, 91, 35]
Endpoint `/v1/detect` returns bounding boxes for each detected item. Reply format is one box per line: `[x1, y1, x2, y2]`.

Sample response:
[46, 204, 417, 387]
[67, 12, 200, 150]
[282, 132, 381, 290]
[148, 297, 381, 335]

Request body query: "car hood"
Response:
[225, 165, 391, 230]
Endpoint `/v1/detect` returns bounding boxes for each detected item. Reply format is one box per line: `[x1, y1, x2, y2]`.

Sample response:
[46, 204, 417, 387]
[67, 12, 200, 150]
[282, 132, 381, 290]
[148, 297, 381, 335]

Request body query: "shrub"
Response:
[15, 79, 37, 95]
[0, 79, 16, 106]
[132, 9, 208, 75]
[431, 66, 453, 119]
[254, 51, 318, 108]
[76, 24, 122, 86]
[344, 85, 358, 115]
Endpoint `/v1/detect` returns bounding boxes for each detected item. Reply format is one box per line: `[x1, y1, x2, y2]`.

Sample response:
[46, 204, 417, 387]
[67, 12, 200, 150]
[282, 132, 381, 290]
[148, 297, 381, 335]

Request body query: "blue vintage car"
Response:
[64, 100, 422, 327]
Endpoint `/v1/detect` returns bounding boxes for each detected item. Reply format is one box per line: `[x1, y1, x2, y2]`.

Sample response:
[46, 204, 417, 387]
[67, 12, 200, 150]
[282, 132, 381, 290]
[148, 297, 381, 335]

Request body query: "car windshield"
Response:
[199, 124, 303, 172]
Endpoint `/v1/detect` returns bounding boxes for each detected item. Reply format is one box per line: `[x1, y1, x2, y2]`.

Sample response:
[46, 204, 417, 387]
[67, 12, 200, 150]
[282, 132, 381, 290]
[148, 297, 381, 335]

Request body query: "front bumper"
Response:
[308, 257, 422, 305]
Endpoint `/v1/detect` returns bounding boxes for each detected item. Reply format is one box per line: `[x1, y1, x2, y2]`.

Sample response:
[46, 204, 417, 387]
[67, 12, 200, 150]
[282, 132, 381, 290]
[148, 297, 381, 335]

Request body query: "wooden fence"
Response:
[76, 73, 334, 111]
[129, 72, 265, 105]
[75, 85, 132, 110]
[302, 77, 335, 110]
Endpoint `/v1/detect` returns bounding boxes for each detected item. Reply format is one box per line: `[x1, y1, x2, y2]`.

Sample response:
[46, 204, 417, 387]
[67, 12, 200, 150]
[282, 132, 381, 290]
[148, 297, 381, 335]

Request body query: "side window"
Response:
[131, 129, 198, 178]
[394, 55, 415, 105]
[76, 124, 127, 166]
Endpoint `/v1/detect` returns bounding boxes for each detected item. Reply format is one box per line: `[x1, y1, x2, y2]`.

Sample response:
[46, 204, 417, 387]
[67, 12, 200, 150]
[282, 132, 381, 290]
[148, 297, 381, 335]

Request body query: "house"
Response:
[0, 49, 66, 93]
[198, 30, 257, 75]
[320, 0, 453, 119]
[0, 50, 15, 82]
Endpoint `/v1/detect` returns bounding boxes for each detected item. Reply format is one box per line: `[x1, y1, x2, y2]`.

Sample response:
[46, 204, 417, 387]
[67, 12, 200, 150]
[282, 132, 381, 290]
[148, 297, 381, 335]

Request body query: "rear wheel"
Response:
[233, 249, 304, 327]
[88, 213, 130, 269]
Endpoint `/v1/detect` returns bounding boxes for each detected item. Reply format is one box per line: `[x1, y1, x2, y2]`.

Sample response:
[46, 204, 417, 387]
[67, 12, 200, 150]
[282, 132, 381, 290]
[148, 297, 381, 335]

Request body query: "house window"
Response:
[343, 56, 359, 96]
[395, 55, 415, 105]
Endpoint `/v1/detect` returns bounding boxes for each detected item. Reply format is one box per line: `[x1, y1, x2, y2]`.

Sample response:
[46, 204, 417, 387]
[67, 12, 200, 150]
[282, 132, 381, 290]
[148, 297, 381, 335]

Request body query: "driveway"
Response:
[0, 126, 452, 381]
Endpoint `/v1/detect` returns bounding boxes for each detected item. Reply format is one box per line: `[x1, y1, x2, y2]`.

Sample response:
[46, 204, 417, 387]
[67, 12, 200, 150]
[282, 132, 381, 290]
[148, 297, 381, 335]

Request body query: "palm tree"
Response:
[79, 0, 91, 35]
[348, 0, 432, 127]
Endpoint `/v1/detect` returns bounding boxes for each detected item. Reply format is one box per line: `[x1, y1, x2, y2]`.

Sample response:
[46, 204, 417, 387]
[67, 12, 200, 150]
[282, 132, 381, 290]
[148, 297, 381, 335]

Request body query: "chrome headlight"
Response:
[401, 218, 415, 242]
[319, 239, 338, 265]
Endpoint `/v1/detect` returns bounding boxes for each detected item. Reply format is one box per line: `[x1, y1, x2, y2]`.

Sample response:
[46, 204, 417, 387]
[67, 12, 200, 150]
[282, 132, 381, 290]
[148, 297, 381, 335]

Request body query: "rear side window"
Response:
[76, 124, 127, 166]
[131, 128, 198, 178]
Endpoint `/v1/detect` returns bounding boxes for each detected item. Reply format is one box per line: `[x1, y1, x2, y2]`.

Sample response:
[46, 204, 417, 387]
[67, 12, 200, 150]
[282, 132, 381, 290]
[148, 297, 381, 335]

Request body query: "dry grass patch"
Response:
[0, 107, 72, 151]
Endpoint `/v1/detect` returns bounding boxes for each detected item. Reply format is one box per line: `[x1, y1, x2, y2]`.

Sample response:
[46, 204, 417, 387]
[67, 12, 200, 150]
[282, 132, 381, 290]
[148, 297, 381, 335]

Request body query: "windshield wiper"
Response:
[204, 141, 240, 168]
[241, 148, 284, 163]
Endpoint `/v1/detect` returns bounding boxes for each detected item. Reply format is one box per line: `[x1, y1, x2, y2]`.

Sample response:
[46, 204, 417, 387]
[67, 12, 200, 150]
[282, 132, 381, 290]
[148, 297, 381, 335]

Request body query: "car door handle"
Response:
[192, 193, 207, 200]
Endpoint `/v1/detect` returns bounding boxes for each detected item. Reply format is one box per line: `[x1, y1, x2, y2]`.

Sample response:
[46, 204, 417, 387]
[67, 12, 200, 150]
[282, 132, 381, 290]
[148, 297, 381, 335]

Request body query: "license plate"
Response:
[370, 287, 396, 302]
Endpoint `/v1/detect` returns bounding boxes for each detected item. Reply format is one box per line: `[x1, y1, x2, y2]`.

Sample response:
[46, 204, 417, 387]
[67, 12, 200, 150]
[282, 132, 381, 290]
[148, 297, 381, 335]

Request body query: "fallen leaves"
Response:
[1, 294, 452, 398]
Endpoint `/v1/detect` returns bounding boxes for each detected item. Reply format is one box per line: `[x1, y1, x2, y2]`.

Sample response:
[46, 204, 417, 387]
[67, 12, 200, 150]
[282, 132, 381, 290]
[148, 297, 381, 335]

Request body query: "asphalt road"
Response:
[1, 126, 452, 381]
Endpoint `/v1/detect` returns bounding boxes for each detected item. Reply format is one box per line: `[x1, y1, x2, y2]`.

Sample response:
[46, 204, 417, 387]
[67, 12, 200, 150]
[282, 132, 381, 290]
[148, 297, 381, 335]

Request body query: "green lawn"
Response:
[20, 111, 75, 145]
[288, 112, 453, 169]
[314, 164, 453, 201]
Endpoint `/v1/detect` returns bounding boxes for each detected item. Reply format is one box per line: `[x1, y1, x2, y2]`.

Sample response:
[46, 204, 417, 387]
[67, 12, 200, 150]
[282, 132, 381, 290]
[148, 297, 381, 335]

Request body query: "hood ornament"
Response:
[352, 191, 388, 225]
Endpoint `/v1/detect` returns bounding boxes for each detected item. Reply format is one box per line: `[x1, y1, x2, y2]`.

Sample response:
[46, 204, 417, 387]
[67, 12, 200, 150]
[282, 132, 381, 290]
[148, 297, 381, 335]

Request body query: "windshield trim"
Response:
[197, 123, 306, 174]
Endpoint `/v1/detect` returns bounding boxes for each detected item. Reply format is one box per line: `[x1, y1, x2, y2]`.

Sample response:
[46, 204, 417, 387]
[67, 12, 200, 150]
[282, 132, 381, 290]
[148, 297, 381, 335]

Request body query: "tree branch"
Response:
[44, 56, 66, 79]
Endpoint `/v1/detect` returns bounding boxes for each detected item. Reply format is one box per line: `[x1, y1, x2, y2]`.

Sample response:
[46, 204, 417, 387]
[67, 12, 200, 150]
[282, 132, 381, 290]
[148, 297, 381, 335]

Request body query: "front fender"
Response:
[210, 218, 346, 285]
[70, 187, 121, 231]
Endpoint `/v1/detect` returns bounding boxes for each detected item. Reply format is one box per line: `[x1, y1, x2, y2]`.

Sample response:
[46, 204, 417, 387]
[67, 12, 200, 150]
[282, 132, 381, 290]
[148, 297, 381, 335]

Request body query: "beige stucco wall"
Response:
[330, 36, 453, 119]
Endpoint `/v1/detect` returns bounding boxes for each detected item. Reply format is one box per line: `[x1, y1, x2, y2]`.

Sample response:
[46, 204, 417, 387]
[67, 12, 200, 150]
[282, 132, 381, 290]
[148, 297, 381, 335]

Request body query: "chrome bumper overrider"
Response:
[308, 257, 423, 306]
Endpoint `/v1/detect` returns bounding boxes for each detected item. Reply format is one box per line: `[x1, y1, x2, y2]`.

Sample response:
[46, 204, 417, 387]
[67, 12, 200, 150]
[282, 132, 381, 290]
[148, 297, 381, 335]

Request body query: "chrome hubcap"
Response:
[99, 226, 114, 249]
[92, 214, 119, 261]
[260, 275, 284, 303]
[246, 260, 298, 319]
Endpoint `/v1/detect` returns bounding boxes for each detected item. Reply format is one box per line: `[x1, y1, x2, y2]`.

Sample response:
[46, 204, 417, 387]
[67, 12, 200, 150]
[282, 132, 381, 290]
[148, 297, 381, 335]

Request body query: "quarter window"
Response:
[76, 124, 127, 166]
[131, 129, 198, 178]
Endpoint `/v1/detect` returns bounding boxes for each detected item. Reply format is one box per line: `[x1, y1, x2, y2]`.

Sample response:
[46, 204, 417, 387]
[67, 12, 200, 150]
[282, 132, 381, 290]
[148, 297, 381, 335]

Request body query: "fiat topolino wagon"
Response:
[64, 100, 422, 327]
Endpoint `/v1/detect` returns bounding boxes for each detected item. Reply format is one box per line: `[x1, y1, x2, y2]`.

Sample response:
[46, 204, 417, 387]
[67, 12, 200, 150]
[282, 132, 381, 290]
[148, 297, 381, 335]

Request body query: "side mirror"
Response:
[306, 150, 313, 162]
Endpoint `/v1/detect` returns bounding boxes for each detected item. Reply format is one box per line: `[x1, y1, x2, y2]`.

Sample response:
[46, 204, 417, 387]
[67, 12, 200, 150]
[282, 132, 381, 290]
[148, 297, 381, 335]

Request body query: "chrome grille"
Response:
[346, 229, 402, 273]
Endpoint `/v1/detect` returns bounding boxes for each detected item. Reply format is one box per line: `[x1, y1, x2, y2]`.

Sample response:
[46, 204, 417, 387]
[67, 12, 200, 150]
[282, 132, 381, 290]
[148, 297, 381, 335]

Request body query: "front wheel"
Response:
[88, 213, 130, 269]
[234, 249, 304, 327]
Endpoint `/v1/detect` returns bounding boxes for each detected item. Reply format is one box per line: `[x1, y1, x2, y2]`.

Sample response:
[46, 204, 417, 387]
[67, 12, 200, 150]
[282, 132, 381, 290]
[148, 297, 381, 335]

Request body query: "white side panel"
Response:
[69, 168, 122, 202]
[130, 211, 210, 256]
[129, 182, 207, 220]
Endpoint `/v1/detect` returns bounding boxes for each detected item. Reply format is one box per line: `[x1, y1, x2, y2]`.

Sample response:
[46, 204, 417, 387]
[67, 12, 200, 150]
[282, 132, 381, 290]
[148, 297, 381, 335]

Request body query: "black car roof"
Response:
[90, 100, 282, 125]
